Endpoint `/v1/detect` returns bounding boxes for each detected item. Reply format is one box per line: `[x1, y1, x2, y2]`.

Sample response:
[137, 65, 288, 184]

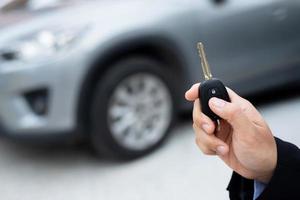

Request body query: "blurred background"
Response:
[0, 0, 300, 199]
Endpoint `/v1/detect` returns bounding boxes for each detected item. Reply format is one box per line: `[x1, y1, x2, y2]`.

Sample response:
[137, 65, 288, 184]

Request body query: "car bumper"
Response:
[0, 52, 87, 137]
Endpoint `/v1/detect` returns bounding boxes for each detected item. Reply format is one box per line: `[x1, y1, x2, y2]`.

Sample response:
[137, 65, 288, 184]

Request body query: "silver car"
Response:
[0, 0, 300, 159]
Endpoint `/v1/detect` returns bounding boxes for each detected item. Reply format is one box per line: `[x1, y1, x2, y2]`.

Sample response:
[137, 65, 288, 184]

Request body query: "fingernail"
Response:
[202, 124, 210, 133]
[211, 98, 226, 108]
[216, 146, 227, 156]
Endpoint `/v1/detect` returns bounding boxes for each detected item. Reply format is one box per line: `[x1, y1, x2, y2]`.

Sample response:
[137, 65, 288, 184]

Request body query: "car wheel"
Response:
[90, 56, 177, 160]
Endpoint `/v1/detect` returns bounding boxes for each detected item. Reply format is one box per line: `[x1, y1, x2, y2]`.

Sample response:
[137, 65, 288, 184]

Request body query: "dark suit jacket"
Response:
[227, 138, 300, 200]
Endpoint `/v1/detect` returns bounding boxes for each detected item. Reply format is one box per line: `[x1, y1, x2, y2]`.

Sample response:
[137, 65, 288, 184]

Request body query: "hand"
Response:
[185, 83, 277, 183]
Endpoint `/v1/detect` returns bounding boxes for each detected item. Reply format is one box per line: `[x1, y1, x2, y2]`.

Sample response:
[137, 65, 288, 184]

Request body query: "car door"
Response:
[265, 0, 300, 82]
[191, 0, 288, 92]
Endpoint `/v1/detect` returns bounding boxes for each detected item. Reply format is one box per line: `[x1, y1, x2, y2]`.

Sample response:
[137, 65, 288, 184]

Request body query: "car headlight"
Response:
[0, 25, 88, 62]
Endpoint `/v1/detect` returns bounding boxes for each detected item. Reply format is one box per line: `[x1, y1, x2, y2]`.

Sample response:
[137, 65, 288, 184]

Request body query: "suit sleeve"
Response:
[227, 137, 300, 200]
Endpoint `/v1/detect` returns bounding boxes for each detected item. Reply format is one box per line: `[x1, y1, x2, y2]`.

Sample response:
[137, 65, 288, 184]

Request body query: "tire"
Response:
[90, 56, 178, 160]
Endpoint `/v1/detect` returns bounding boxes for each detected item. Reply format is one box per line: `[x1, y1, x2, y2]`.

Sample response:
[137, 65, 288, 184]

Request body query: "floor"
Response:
[0, 94, 299, 200]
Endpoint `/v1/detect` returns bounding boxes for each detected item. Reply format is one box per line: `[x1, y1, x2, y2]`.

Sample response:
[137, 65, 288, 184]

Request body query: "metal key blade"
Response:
[197, 42, 213, 80]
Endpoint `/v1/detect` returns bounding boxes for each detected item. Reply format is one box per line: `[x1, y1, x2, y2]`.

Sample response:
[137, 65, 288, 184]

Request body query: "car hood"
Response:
[0, 0, 194, 46]
[0, 11, 32, 29]
[0, 0, 82, 30]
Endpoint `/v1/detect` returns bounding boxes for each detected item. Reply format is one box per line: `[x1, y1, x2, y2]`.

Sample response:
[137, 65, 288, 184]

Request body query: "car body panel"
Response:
[0, 0, 299, 136]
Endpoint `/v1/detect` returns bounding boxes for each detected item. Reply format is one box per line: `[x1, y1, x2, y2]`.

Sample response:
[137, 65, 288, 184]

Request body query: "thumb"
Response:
[208, 97, 249, 129]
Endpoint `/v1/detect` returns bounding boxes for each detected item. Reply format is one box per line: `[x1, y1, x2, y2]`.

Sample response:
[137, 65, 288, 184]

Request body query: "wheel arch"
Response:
[76, 35, 188, 135]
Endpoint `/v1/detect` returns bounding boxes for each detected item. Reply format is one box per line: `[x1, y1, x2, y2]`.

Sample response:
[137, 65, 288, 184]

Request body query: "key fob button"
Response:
[210, 88, 217, 95]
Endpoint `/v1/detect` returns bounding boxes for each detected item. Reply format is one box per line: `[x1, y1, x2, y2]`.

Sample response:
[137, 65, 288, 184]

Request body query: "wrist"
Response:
[257, 147, 277, 183]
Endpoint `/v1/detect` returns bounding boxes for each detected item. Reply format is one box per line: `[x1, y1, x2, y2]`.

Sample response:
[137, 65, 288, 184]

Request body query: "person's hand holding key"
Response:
[186, 43, 277, 184]
[186, 84, 277, 183]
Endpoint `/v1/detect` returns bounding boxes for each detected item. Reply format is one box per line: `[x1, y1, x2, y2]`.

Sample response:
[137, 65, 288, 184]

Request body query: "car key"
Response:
[197, 42, 230, 121]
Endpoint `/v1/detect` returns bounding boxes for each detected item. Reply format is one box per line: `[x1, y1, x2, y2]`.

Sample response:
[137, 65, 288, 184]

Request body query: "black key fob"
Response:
[199, 78, 230, 121]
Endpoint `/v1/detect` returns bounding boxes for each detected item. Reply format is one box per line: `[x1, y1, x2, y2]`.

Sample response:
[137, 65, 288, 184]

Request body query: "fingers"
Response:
[185, 83, 200, 101]
[208, 97, 250, 130]
[193, 99, 215, 134]
[187, 83, 251, 130]
[227, 87, 266, 127]
[192, 99, 229, 156]
[226, 87, 243, 103]
[185, 84, 238, 102]
[185, 83, 243, 102]
[193, 123, 229, 156]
